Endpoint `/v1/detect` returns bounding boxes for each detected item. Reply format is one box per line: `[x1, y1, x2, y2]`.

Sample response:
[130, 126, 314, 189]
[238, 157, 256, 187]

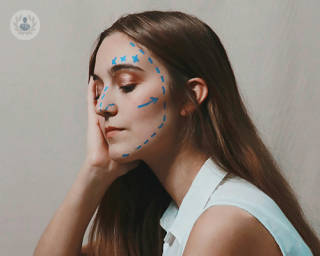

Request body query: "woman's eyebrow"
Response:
[93, 64, 145, 81]
[108, 64, 145, 75]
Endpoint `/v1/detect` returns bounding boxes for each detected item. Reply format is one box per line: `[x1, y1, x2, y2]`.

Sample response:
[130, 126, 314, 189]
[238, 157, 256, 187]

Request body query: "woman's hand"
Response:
[85, 76, 140, 179]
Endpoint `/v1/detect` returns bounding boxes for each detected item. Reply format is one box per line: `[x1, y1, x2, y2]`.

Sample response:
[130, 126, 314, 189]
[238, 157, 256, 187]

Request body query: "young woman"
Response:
[34, 11, 320, 256]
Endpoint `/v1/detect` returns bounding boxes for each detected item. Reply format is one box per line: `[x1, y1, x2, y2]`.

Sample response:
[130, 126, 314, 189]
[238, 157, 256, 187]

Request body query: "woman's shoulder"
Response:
[183, 204, 283, 256]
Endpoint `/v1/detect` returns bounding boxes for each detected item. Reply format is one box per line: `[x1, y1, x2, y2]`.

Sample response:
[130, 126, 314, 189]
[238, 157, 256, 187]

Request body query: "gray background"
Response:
[1, 0, 319, 255]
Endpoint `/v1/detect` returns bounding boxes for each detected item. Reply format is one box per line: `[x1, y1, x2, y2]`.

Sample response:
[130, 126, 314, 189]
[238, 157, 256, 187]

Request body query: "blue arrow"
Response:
[138, 97, 158, 108]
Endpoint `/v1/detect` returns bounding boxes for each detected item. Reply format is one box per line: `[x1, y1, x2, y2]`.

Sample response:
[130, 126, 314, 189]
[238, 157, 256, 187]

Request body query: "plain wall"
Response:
[0, 0, 319, 255]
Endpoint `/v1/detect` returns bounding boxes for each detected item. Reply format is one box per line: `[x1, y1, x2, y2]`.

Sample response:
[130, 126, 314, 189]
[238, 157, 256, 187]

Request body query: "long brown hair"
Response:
[87, 10, 320, 256]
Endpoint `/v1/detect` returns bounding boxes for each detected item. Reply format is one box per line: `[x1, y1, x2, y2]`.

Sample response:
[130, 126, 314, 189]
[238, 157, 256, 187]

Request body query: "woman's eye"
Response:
[120, 84, 136, 93]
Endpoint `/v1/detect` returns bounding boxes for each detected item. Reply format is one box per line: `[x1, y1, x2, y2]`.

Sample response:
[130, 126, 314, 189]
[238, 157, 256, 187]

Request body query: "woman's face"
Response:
[93, 32, 184, 163]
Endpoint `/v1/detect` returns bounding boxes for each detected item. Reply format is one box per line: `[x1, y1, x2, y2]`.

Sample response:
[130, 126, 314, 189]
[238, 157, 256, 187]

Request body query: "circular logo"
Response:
[10, 10, 40, 40]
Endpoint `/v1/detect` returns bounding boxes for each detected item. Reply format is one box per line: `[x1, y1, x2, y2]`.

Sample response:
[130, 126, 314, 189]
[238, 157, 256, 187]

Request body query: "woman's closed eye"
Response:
[93, 84, 137, 100]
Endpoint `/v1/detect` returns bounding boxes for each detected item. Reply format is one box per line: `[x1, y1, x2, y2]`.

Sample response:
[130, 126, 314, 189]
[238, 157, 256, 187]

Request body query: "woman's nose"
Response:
[95, 86, 118, 116]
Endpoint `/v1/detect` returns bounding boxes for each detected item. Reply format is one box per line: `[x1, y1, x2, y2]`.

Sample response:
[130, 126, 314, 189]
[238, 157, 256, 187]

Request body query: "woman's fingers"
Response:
[87, 76, 99, 126]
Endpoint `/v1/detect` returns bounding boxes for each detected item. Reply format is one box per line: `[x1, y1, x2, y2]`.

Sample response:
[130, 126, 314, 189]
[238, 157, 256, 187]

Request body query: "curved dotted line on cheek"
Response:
[122, 42, 166, 157]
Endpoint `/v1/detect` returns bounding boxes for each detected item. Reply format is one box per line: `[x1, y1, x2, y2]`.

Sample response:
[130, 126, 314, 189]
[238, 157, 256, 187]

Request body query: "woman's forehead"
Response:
[95, 33, 164, 77]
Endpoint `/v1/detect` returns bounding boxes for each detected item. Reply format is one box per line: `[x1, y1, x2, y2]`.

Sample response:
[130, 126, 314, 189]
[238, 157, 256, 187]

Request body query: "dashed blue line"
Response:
[151, 132, 156, 137]
[139, 49, 145, 54]
[105, 106, 109, 110]
[161, 76, 164, 82]
[164, 102, 166, 109]
[104, 87, 108, 92]
[143, 139, 149, 144]
[163, 115, 166, 122]
[158, 123, 164, 129]
[148, 57, 153, 64]
[122, 154, 129, 157]
[130, 42, 135, 47]
[109, 103, 115, 106]
[112, 57, 117, 65]
[99, 102, 102, 107]
[101, 94, 105, 100]
[136, 145, 141, 149]
[162, 86, 165, 94]
[155, 67, 160, 73]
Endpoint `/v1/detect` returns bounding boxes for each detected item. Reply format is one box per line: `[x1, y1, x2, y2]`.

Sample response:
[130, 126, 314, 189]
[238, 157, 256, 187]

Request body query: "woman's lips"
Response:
[106, 129, 124, 138]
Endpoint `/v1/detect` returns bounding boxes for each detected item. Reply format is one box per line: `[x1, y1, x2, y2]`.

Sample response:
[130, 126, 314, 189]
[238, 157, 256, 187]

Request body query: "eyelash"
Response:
[93, 84, 137, 100]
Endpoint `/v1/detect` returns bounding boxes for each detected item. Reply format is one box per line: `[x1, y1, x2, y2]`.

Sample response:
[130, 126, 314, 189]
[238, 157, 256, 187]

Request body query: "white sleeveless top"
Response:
[160, 157, 313, 256]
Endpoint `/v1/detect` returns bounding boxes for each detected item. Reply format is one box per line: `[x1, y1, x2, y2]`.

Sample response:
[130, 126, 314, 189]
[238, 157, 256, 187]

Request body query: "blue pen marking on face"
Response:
[137, 97, 158, 108]
[99, 102, 102, 107]
[105, 106, 109, 110]
[104, 86, 108, 92]
[115, 43, 167, 157]
[101, 94, 105, 100]
[132, 55, 139, 63]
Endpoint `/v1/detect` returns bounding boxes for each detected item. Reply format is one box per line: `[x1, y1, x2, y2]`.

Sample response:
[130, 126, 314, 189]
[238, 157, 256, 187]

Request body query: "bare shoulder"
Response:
[182, 205, 283, 256]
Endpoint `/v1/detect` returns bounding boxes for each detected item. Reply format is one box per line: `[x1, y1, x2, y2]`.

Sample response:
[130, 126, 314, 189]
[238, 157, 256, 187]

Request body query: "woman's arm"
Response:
[33, 76, 140, 256]
[33, 162, 116, 256]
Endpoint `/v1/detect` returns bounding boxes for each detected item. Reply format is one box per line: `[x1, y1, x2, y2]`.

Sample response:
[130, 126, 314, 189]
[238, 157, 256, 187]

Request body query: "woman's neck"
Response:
[144, 145, 209, 208]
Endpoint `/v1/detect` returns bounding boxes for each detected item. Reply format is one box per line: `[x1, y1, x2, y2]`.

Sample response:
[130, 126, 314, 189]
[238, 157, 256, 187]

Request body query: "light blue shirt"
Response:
[160, 157, 313, 256]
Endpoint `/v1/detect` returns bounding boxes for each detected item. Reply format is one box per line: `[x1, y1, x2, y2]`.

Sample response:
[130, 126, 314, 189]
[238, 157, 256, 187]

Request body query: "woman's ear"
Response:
[180, 77, 208, 116]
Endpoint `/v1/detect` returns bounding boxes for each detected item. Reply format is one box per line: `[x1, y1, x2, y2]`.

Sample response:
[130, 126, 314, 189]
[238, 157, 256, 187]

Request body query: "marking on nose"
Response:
[122, 154, 129, 157]
[148, 57, 153, 64]
[158, 123, 164, 129]
[143, 139, 149, 144]
[104, 86, 108, 92]
[155, 67, 160, 73]
[120, 55, 126, 62]
[139, 49, 145, 54]
[130, 42, 135, 47]
[151, 132, 156, 137]
[161, 76, 164, 82]
[109, 103, 115, 106]
[162, 86, 165, 94]
[112, 57, 117, 65]
[101, 94, 105, 100]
